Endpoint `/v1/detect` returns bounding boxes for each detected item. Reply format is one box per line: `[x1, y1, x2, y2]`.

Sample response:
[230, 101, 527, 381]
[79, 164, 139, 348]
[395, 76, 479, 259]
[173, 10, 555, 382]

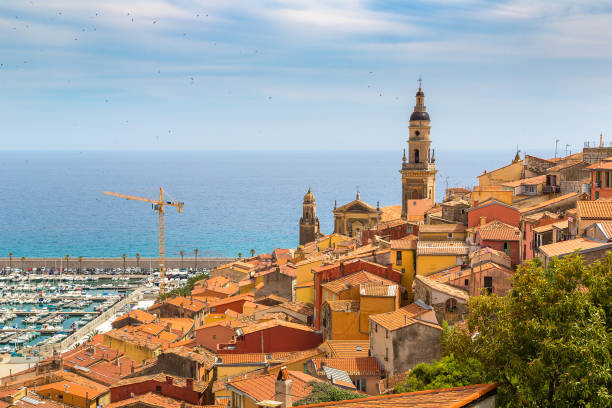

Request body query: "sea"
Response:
[0, 149, 548, 258]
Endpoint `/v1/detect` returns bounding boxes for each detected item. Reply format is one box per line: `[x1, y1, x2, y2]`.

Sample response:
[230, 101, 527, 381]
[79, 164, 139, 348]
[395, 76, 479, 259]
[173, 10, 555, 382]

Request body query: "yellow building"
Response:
[416, 241, 470, 276]
[36, 380, 110, 408]
[418, 224, 467, 241]
[332, 193, 382, 238]
[320, 271, 399, 340]
[293, 255, 324, 303]
[103, 329, 162, 363]
[478, 154, 523, 186]
[470, 186, 514, 206]
[390, 236, 417, 304]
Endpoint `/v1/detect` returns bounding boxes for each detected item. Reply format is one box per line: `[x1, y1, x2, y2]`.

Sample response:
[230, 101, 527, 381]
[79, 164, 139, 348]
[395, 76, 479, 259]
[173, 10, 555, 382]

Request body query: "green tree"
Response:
[237, 252, 242, 259]
[250, 249, 255, 257]
[444, 253, 612, 407]
[78, 256, 83, 274]
[20, 256, 25, 273]
[194, 248, 199, 272]
[293, 381, 364, 405]
[122, 253, 127, 274]
[180, 250, 184, 270]
[8, 252, 12, 272]
[136, 253, 141, 271]
[395, 354, 484, 394]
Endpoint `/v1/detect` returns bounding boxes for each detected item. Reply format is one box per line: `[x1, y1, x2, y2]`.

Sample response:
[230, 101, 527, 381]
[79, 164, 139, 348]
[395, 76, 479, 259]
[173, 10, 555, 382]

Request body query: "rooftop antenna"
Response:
[565, 144, 571, 156]
[554, 139, 560, 158]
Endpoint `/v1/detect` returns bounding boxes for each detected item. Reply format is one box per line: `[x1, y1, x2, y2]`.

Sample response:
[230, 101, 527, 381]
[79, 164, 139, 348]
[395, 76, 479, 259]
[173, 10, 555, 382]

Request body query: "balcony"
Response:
[542, 185, 560, 194]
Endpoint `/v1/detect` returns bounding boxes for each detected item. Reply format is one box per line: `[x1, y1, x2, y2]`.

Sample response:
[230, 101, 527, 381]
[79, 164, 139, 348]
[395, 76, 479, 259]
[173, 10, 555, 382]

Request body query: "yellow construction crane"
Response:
[103, 187, 184, 297]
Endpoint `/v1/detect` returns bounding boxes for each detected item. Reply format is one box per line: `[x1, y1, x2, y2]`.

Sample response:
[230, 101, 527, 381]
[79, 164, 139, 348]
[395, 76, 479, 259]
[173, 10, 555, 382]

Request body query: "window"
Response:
[484, 276, 493, 295]
[385, 347, 389, 361]
[375, 324, 378, 333]
[407, 226, 413, 233]
[596, 191, 600, 199]
[210, 307, 216, 312]
[396, 250, 402, 265]
[447, 233, 453, 239]
[353, 378, 367, 392]
[414, 149, 420, 163]
[385, 329, 389, 339]
[155, 385, 162, 393]
[464, 279, 469, 286]
[503, 242, 510, 256]
[212, 334, 216, 339]
[445, 298, 457, 312]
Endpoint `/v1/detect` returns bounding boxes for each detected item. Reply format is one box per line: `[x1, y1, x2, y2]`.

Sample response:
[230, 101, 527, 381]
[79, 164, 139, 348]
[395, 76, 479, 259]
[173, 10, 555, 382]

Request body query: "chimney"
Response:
[274, 368, 292, 408]
[186, 378, 194, 391]
[480, 216, 487, 226]
[166, 376, 173, 385]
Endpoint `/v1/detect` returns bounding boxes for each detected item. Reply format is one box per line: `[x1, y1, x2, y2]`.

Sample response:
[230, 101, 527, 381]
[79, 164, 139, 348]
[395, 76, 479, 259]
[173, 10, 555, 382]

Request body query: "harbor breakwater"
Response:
[0, 257, 234, 271]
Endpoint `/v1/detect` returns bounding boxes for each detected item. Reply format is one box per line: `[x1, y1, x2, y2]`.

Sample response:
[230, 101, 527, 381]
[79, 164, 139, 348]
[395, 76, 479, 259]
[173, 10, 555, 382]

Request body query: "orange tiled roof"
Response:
[158, 317, 194, 333]
[519, 193, 578, 214]
[292, 383, 498, 407]
[104, 329, 164, 350]
[419, 224, 466, 233]
[114, 309, 156, 325]
[390, 235, 418, 250]
[501, 175, 546, 188]
[239, 319, 315, 335]
[414, 275, 469, 301]
[577, 200, 612, 219]
[312, 357, 382, 376]
[106, 392, 197, 408]
[112, 372, 208, 393]
[321, 271, 396, 294]
[37, 380, 108, 400]
[163, 296, 207, 312]
[417, 241, 469, 256]
[595, 221, 612, 238]
[587, 159, 612, 170]
[538, 238, 612, 258]
[207, 293, 255, 308]
[379, 205, 402, 222]
[322, 340, 369, 358]
[227, 370, 320, 404]
[135, 323, 166, 336]
[359, 283, 398, 297]
[475, 220, 520, 242]
[369, 304, 442, 332]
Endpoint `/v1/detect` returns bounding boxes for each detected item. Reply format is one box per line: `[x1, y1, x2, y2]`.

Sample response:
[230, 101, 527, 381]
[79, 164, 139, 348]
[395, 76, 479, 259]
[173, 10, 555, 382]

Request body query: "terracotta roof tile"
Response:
[321, 271, 396, 294]
[475, 220, 520, 241]
[37, 380, 108, 400]
[519, 193, 578, 214]
[227, 370, 320, 404]
[312, 357, 382, 376]
[538, 238, 612, 258]
[114, 309, 157, 325]
[501, 175, 547, 188]
[414, 275, 469, 301]
[416, 241, 469, 256]
[321, 340, 369, 358]
[369, 304, 442, 332]
[112, 372, 208, 393]
[419, 224, 466, 233]
[390, 235, 418, 250]
[577, 200, 612, 219]
[106, 392, 195, 408]
[359, 283, 398, 297]
[292, 383, 498, 407]
[238, 319, 314, 335]
[162, 296, 207, 312]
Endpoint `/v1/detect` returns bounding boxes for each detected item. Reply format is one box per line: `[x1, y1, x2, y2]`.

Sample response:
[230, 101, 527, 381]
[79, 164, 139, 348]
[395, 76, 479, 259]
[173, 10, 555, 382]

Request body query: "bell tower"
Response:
[299, 188, 320, 245]
[400, 80, 437, 219]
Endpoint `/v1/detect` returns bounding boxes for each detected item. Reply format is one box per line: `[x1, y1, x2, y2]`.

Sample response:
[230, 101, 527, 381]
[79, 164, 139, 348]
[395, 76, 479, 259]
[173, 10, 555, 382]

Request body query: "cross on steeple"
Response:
[418, 76, 422, 89]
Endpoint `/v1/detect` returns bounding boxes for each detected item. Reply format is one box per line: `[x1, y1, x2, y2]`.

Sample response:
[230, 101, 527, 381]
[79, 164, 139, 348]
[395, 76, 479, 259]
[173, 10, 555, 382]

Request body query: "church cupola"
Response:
[410, 81, 430, 122]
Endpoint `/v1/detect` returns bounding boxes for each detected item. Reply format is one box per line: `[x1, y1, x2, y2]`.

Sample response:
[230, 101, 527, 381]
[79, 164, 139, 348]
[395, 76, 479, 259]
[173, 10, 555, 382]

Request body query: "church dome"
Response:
[303, 188, 315, 203]
[410, 111, 430, 121]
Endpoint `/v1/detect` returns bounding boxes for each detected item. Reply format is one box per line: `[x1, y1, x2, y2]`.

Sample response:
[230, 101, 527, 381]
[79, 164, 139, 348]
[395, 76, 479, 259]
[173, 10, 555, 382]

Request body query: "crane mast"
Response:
[103, 187, 184, 297]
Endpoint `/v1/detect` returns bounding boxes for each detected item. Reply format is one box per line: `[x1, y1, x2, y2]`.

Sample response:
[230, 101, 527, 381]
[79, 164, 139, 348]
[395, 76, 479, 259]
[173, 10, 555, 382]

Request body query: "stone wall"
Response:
[583, 147, 612, 164]
[561, 180, 587, 195]
[391, 324, 441, 374]
[254, 269, 293, 301]
[524, 155, 554, 177]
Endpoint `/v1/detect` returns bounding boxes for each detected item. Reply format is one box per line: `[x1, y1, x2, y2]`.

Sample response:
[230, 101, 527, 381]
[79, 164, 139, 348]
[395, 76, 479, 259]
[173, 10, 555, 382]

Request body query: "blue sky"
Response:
[1, 0, 611, 152]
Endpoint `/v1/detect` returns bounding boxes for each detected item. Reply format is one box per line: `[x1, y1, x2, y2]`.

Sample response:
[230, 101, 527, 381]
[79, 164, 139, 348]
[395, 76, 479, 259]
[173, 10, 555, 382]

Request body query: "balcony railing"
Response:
[543, 185, 560, 194]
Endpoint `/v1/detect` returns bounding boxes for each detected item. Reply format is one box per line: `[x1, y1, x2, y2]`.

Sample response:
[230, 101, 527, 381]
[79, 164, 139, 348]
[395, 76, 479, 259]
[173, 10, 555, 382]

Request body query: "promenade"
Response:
[0, 257, 234, 271]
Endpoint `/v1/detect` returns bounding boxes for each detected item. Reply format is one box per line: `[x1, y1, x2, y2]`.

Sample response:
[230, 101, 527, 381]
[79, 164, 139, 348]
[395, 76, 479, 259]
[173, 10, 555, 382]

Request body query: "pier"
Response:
[12, 310, 98, 316]
[0, 257, 234, 271]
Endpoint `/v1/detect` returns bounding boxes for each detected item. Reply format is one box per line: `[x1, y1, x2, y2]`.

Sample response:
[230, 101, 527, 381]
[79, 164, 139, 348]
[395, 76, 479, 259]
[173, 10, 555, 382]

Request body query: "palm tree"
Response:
[122, 253, 127, 274]
[250, 249, 255, 257]
[86, 330, 100, 342]
[136, 253, 141, 271]
[194, 248, 199, 272]
[20, 256, 25, 274]
[65, 255, 70, 273]
[237, 252, 242, 259]
[78, 256, 83, 274]
[8, 252, 12, 272]
[179, 250, 184, 270]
